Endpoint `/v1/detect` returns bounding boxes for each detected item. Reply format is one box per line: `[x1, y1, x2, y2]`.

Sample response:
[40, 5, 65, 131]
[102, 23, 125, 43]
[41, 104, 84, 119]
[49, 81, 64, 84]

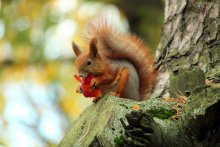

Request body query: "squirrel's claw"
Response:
[76, 86, 82, 93]
[91, 78, 98, 87]
[92, 97, 101, 103]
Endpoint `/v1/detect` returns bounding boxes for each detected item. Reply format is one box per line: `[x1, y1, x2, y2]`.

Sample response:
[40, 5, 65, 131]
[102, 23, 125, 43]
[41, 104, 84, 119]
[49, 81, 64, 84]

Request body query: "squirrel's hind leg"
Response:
[115, 68, 129, 97]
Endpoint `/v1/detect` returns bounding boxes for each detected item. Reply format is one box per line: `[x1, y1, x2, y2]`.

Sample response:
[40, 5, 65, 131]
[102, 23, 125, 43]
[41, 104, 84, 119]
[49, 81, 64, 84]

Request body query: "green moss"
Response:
[146, 108, 177, 119]
[168, 48, 178, 57]
[118, 103, 129, 109]
[169, 68, 205, 97]
[206, 68, 220, 83]
[114, 136, 124, 147]
[170, 57, 191, 72]
[206, 87, 220, 99]
[184, 87, 220, 117]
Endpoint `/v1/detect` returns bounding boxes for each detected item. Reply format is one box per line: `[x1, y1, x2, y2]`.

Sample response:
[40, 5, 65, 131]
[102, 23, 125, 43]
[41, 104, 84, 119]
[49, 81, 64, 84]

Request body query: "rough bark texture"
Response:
[154, 0, 220, 98]
[59, 0, 220, 146]
[58, 96, 173, 147]
[59, 92, 220, 146]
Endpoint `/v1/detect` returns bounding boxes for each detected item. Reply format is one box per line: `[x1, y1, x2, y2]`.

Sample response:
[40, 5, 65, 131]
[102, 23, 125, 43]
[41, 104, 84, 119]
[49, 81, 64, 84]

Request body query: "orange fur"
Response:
[115, 68, 129, 97]
[84, 18, 157, 100]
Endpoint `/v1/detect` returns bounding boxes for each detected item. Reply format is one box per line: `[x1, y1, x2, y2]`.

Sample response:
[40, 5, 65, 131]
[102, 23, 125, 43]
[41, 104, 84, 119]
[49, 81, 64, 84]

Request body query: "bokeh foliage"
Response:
[85, 0, 164, 51]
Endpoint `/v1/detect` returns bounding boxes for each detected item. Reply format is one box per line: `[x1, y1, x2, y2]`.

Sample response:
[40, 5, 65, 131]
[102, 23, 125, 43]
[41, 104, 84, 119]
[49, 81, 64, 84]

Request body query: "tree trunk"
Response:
[154, 0, 220, 98]
[59, 0, 220, 146]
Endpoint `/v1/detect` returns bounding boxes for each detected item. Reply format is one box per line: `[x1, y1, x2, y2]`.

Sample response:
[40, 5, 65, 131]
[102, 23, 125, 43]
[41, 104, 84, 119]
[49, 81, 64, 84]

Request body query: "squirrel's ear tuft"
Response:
[72, 42, 82, 57]
[89, 38, 99, 58]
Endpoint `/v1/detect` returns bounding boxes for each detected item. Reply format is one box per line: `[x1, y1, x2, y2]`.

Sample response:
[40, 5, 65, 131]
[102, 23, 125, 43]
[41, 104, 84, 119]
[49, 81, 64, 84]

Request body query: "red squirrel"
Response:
[72, 19, 157, 101]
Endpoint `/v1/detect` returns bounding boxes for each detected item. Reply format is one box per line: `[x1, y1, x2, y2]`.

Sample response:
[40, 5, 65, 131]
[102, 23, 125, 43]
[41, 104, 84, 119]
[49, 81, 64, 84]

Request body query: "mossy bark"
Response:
[59, 85, 220, 146]
[154, 0, 220, 97]
[59, 0, 220, 146]
[59, 96, 173, 147]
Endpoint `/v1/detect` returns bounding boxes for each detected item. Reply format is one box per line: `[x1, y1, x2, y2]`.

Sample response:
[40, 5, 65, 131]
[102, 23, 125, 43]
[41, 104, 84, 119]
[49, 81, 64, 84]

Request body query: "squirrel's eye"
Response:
[87, 60, 92, 66]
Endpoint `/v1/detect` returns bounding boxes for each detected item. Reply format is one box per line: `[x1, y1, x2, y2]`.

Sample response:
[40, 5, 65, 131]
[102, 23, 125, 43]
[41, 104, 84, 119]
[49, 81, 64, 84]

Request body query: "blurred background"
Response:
[0, 0, 164, 146]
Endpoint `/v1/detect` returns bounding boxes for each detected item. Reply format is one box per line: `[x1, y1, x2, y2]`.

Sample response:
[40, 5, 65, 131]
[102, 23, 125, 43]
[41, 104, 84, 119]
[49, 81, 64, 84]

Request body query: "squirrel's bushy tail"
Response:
[84, 18, 157, 100]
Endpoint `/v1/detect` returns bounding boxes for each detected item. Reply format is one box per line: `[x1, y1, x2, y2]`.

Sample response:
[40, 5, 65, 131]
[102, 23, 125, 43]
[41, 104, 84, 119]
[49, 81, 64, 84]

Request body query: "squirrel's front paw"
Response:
[91, 79, 98, 87]
[76, 86, 82, 93]
[92, 97, 101, 103]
